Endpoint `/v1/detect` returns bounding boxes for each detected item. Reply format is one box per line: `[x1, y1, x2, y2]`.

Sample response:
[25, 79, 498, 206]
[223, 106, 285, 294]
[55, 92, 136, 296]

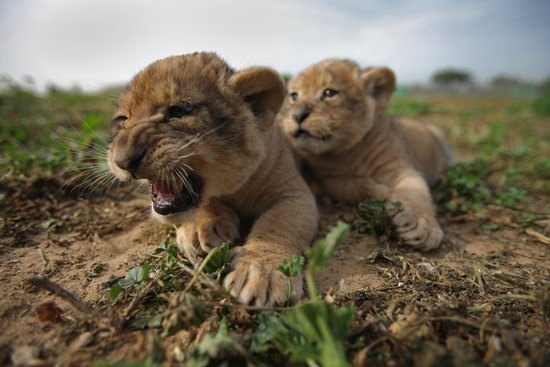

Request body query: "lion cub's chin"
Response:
[291, 138, 329, 156]
[151, 206, 198, 225]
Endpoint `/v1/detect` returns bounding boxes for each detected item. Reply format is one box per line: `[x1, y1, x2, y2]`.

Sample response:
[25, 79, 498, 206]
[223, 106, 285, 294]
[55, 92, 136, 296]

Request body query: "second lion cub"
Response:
[282, 59, 453, 250]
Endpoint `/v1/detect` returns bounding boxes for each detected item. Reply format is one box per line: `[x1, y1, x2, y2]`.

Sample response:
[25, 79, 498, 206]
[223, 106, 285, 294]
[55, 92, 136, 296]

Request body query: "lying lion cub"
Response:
[282, 59, 453, 250]
[107, 52, 318, 306]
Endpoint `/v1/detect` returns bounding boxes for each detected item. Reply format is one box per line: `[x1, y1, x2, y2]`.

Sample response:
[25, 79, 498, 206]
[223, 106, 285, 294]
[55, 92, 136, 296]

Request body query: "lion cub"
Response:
[282, 59, 453, 250]
[107, 52, 318, 306]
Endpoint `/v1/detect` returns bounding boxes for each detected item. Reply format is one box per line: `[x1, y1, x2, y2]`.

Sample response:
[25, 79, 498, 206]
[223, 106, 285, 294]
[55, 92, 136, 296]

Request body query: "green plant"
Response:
[278, 255, 305, 304]
[431, 68, 473, 85]
[184, 318, 246, 366]
[110, 264, 151, 302]
[475, 122, 508, 157]
[266, 221, 353, 367]
[436, 157, 527, 213]
[0, 79, 113, 176]
[354, 199, 400, 244]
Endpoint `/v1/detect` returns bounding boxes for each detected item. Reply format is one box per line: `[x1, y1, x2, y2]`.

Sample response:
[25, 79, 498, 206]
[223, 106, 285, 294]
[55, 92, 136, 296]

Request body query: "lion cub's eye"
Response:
[167, 104, 196, 119]
[112, 115, 128, 129]
[289, 92, 298, 102]
[322, 89, 338, 99]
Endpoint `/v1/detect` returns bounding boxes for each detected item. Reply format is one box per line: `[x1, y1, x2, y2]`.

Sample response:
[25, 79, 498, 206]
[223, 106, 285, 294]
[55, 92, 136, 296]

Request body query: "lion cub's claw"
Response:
[223, 247, 303, 307]
[393, 208, 443, 251]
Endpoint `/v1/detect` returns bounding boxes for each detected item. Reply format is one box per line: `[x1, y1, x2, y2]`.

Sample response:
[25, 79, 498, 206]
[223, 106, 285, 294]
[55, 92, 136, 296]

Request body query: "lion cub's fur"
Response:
[108, 53, 318, 306]
[282, 59, 453, 250]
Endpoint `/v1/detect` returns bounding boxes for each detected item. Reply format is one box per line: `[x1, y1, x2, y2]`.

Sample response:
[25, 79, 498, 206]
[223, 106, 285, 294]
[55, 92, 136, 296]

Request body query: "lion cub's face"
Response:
[282, 59, 396, 156]
[108, 53, 284, 223]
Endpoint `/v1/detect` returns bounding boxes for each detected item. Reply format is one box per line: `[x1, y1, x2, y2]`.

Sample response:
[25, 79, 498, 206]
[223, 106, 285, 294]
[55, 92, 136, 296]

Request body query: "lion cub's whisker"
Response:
[175, 167, 197, 197]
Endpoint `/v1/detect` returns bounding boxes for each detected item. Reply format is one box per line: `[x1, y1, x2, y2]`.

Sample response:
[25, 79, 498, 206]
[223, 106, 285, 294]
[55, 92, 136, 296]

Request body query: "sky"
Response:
[0, 0, 549, 91]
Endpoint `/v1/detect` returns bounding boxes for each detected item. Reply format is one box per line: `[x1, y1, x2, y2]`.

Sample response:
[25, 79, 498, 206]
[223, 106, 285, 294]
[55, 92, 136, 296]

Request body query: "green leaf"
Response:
[307, 221, 350, 274]
[278, 255, 305, 278]
[250, 312, 290, 353]
[197, 319, 233, 357]
[185, 318, 245, 366]
[203, 242, 231, 274]
[41, 219, 58, 230]
[110, 283, 122, 302]
[282, 301, 354, 367]
[118, 264, 150, 289]
[255, 301, 355, 366]
[154, 236, 170, 254]
[142, 263, 151, 281]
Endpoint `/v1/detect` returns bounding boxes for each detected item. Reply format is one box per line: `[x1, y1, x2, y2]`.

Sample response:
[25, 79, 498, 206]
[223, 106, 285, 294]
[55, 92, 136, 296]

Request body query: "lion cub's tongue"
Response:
[152, 179, 184, 205]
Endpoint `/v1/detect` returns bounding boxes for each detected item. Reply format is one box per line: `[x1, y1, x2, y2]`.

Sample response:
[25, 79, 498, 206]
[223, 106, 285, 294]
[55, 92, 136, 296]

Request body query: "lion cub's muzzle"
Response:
[150, 173, 203, 216]
[112, 147, 203, 216]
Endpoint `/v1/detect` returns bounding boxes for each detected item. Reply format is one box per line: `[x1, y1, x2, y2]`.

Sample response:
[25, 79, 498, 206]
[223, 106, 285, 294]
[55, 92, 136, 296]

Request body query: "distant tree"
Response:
[490, 75, 525, 88]
[431, 69, 473, 86]
[46, 83, 62, 95]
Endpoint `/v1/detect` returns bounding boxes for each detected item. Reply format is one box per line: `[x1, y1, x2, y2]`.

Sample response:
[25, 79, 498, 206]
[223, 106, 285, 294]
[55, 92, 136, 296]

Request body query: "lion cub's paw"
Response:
[223, 246, 303, 307]
[176, 217, 240, 265]
[392, 208, 443, 251]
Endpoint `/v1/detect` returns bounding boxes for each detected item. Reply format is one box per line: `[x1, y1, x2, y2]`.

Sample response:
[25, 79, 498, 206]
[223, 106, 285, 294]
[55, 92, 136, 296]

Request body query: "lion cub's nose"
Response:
[114, 149, 146, 172]
[293, 107, 311, 125]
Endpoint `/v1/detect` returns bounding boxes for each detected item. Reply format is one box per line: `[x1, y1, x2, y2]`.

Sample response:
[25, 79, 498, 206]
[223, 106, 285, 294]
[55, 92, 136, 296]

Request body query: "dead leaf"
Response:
[35, 301, 62, 323]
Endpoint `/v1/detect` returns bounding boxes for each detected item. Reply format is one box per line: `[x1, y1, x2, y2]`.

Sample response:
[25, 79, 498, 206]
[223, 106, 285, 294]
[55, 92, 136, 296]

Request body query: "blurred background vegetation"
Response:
[1, 71, 549, 201]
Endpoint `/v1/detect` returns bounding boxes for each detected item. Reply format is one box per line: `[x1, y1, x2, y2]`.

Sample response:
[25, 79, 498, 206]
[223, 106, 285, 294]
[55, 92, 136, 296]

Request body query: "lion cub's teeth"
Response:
[152, 179, 183, 199]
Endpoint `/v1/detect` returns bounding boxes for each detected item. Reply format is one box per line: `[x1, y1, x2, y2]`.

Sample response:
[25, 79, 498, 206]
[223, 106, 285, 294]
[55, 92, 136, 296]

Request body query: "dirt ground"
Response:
[1, 95, 549, 366]
[1, 173, 549, 366]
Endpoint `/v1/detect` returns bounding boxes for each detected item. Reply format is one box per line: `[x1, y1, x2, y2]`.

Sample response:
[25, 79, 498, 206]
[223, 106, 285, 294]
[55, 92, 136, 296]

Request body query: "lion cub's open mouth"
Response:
[150, 172, 203, 216]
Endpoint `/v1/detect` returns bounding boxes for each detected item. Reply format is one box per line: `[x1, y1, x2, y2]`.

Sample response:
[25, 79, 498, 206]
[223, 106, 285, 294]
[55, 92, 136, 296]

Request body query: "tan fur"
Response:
[282, 59, 453, 250]
[108, 53, 318, 306]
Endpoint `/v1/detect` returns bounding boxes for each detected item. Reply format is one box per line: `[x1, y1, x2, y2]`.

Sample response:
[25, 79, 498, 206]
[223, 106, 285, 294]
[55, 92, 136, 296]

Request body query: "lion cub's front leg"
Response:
[389, 172, 443, 251]
[176, 199, 240, 264]
[224, 195, 317, 307]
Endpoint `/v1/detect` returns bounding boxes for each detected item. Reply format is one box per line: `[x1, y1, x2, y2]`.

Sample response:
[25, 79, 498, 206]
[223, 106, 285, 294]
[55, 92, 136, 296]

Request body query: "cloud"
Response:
[0, 0, 548, 90]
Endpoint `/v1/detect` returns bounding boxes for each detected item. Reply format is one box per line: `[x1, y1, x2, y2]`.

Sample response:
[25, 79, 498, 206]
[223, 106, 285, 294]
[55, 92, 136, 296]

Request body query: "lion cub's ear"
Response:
[360, 67, 396, 108]
[228, 67, 285, 124]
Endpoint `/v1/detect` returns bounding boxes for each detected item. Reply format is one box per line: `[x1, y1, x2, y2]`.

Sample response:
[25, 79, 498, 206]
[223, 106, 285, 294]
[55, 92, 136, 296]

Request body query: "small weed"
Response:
[252, 302, 354, 367]
[86, 263, 105, 278]
[203, 242, 232, 274]
[110, 264, 151, 302]
[269, 221, 353, 367]
[40, 219, 60, 231]
[185, 318, 246, 366]
[437, 157, 529, 213]
[307, 221, 350, 272]
[354, 199, 400, 243]
[154, 235, 181, 274]
[278, 255, 305, 304]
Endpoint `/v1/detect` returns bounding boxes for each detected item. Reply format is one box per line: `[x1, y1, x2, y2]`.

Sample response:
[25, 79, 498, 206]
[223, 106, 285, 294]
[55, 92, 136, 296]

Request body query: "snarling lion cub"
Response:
[107, 52, 318, 306]
[282, 59, 453, 250]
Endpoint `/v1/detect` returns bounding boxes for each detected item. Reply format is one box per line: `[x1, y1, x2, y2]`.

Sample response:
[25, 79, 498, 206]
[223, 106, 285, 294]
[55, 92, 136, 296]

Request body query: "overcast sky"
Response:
[0, 0, 549, 91]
